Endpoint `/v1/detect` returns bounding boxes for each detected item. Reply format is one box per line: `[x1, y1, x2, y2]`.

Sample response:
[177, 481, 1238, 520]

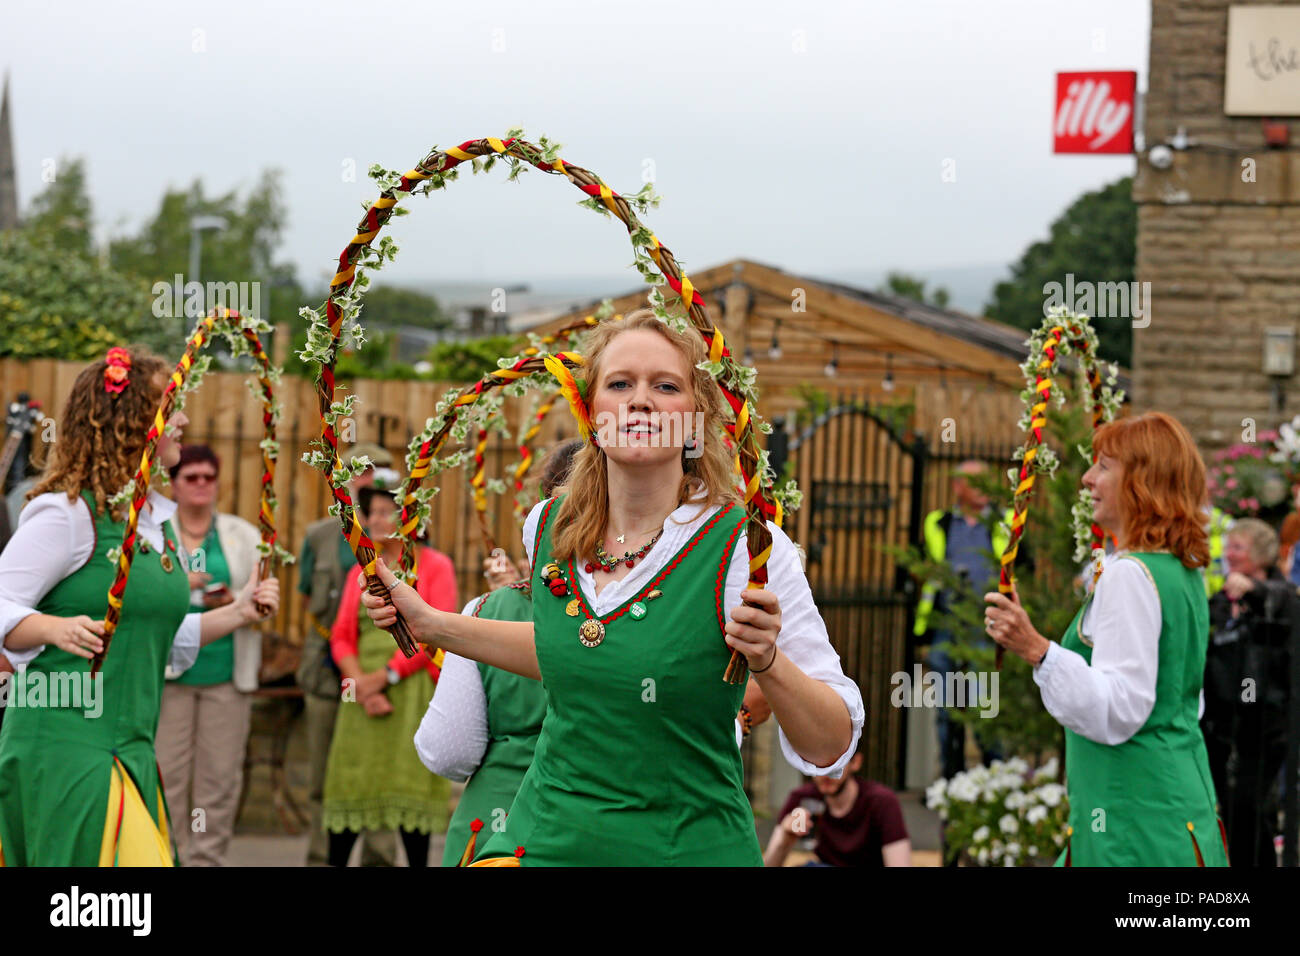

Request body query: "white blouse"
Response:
[414, 495, 865, 779]
[1034, 550, 1203, 746]
[0, 491, 202, 672]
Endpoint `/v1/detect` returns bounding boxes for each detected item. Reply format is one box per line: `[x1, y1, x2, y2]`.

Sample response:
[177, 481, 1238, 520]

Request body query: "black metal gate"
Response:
[768, 401, 924, 788]
[767, 398, 1019, 789]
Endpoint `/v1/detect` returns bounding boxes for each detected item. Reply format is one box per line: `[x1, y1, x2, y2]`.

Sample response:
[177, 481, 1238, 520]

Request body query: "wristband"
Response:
[750, 647, 777, 674]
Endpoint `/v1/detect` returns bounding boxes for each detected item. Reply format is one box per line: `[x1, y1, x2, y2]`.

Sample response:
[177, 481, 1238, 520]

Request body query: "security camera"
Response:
[1148, 144, 1174, 170]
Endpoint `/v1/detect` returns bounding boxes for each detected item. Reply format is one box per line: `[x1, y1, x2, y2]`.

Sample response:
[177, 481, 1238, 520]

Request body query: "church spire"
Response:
[0, 72, 18, 230]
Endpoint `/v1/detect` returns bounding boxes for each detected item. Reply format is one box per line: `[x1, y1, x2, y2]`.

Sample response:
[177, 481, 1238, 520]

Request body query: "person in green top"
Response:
[421, 439, 583, 867]
[155, 444, 265, 866]
[363, 311, 862, 866]
[0, 346, 280, 866]
[322, 486, 458, 866]
[984, 411, 1229, 867]
[294, 442, 400, 867]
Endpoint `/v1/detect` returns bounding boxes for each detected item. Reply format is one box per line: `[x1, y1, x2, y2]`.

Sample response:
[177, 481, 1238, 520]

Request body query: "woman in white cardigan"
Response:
[155, 445, 264, 867]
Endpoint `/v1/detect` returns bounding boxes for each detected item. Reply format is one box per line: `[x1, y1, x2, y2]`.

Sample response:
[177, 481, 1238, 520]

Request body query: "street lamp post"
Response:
[188, 214, 228, 315]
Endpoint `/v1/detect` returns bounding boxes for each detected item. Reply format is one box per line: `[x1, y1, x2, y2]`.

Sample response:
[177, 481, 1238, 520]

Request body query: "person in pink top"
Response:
[321, 486, 458, 866]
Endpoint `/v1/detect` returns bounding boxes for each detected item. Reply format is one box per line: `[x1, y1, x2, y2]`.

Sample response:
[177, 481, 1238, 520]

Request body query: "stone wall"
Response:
[1134, 0, 1300, 446]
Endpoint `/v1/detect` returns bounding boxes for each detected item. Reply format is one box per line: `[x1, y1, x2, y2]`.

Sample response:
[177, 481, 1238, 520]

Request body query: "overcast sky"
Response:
[5, 0, 1148, 304]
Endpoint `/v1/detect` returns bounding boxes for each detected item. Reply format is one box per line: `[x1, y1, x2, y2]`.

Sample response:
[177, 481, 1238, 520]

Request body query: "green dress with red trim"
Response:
[0, 490, 190, 866]
[440, 582, 546, 867]
[475, 496, 760, 866]
[1057, 552, 1228, 867]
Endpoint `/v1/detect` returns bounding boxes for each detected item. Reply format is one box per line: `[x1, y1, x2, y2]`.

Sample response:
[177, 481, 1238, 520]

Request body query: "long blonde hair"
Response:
[29, 346, 169, 519]
[549, 310, 741, 562]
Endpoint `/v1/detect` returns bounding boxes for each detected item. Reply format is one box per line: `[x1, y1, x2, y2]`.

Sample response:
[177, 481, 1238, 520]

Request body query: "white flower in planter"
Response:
[1027, 805, 1048, 825]
[1005, 791, 1029, 811]
[1004, 842, 1021, 865]
[1036, 783, 1066, 807]
[1027, 844, 1039, 857]
[973, 825, 990, 844]
[977, 847, 990, 865]
[999, 814, 1019, 835]
[1033, 757, 1059, 782]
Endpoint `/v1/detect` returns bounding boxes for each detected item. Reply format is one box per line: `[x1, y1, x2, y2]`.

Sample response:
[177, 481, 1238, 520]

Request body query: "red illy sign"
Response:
[1054, 71, 1137, 154]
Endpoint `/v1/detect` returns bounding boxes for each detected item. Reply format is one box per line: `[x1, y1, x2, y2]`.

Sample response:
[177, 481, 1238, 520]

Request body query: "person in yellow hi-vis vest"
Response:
[1203, 507, 1231, 597]
[913, 461, 1012, 781]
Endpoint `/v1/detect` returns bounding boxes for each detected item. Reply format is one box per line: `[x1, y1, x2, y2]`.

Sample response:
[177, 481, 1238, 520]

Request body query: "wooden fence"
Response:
[0, 357, 566, 664]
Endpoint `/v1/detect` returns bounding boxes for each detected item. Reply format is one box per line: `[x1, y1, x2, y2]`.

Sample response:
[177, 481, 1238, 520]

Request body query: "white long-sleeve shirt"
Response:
[1034, 550, 1203, 745]
[414, 495, 865, 779]
[0, 491, 202, 672]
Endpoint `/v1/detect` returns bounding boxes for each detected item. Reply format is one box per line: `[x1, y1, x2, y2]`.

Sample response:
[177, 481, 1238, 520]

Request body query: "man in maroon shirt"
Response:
[764, 750, 911, 867]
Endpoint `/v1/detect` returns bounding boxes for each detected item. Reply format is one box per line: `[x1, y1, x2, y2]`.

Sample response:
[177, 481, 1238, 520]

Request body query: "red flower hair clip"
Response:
[103, 347, 132, 395]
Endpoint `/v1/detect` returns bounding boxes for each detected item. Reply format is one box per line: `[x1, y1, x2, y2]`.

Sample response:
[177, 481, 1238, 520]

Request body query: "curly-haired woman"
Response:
[364, 310, 864, 866]
[0, 347, 279, 866]
[984, 411, 1228, 867]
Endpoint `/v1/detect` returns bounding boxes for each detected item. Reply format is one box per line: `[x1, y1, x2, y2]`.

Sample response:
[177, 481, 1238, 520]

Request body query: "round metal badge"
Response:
[578, 618, 606, 648]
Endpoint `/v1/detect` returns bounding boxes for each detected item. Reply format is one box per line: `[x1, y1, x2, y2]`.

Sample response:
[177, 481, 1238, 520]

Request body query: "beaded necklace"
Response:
[586, 530, 663, 574]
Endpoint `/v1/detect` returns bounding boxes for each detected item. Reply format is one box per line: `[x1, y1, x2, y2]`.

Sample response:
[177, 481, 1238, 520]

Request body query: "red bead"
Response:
[585, 563, 594, 573]
[626, 559, 635, 568]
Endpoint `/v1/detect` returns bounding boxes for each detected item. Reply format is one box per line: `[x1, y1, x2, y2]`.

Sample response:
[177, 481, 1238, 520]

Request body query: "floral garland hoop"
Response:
[998, 306, 1124, 668]
[93, 307, 290, 675]
[461, 313, 607, 557]
[302, 131, 799, 682]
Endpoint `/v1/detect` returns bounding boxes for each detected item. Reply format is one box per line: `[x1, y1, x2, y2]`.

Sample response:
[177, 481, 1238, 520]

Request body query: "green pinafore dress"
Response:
[1058, 552, 1228, 867]
[0, 491, 190, 866]
[321, 607, 450, 835]
[476, 497, 760, 866]
[441, 582, 547, 867]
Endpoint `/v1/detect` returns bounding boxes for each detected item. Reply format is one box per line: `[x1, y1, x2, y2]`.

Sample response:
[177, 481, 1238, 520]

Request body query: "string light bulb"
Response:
[768, 319, 783, 361]
[823, 343, 839, 378]
[882, 353, 895, 393]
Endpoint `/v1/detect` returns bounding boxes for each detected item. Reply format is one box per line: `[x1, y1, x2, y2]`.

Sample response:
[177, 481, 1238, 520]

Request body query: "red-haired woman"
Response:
[0, 347, 279, 866]
[364, 310, 863, 866]
[984, 411, 1227, 866]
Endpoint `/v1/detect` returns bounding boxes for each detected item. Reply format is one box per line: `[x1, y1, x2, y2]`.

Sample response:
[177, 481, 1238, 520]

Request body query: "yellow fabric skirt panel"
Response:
[468, 856, 521, 867]
[98, 757, 173, 867]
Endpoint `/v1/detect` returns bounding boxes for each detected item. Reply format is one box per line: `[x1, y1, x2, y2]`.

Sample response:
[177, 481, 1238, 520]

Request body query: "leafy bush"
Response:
[0, 230, 181, 360]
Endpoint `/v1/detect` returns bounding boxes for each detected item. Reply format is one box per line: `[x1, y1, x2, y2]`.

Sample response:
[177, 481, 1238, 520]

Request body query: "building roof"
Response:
[523, 258, 1131, 393]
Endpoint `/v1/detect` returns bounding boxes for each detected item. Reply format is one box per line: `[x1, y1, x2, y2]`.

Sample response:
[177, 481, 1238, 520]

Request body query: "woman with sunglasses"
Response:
[154, 444, 265, 866]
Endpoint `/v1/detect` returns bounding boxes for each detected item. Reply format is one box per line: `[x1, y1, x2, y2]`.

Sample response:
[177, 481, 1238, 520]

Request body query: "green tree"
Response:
[23, 156, 94, 256]
[422, 334, 519, 382]
[0, 230, 161, 359]
[109, 170, 303, 333]
[879, 271, 951, 308]
[985, 177, 1135, 367]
